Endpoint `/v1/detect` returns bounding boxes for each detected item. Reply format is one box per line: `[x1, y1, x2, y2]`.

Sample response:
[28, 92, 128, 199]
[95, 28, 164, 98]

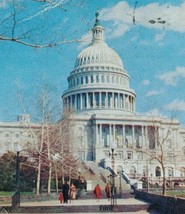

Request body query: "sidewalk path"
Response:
[20, 198, 148, 207]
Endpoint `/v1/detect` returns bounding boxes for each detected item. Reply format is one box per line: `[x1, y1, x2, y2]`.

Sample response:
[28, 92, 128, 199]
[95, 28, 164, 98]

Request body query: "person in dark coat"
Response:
[105, 183, 111, 201]
[62, 181, 70, 203]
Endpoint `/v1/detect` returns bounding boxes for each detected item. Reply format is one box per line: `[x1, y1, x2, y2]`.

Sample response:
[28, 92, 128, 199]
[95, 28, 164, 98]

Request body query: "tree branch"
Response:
[0, 36, 82, 48]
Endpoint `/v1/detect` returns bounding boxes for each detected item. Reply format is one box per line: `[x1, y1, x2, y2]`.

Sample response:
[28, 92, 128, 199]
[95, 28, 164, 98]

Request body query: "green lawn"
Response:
[0, 191, 34, 197]
[167, 190, 185, 198]
[0, 192, 13, 196]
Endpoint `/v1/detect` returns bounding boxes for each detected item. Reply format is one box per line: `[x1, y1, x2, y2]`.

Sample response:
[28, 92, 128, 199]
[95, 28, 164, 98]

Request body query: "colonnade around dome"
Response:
[63, 91, 135, 112]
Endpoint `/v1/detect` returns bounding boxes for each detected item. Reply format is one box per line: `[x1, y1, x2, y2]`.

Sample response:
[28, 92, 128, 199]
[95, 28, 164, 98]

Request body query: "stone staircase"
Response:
[84, 161, 131, 191]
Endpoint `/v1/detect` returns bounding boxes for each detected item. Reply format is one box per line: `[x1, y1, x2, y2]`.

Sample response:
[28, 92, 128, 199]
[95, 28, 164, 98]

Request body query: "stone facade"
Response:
[62, 11, 185, 183]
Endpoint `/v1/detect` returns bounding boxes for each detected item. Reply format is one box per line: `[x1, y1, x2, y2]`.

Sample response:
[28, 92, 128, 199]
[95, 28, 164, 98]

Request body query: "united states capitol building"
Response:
[1, 12, 185, 186]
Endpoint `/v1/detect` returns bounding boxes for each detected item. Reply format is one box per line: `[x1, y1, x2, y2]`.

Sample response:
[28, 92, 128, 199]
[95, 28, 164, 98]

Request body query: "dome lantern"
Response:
[92, 10, 104, 44]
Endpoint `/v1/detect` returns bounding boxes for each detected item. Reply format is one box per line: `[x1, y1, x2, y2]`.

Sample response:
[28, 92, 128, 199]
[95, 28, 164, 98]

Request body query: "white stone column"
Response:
[93, 92, 95, 108]
[96, 124, 99, 145]
[105, 92, 108, 108]
[99, 124, 102, 146]
[122, 125, 125, 144]
[70, 95, 73, 110]
[86, 92, 89, 109]
[132, 125, 135, 146]
[75, 94, 77, 110]
[113, 125, 116, 147]
[80, 93, 82, 109]
[100, 92, 102, 108]
[112, 93, 115, 109]
[109, 125, 111, 147]
[142, 126, 145, 148]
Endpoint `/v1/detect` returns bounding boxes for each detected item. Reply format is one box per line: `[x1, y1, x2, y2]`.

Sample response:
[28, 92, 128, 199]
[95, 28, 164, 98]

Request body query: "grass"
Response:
[0, 191, 34, 197]
[166, 190, 185, 198]
[0, 192, 13, 196]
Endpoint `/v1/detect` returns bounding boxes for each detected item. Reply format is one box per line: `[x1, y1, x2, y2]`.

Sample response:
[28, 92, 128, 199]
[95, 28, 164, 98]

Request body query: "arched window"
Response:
[155, 166, 161, 177]
[130, 166, 136, 178]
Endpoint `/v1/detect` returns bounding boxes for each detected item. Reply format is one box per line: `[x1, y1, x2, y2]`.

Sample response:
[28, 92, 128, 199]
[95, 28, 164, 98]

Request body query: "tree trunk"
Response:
[36, 156, 41, 195]
[162, 165, 166, 195]
[48, 162, 52, 194]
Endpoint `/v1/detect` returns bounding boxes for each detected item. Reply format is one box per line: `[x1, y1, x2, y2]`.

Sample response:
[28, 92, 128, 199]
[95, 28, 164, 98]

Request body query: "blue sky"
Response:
[0, 0, 185, 125]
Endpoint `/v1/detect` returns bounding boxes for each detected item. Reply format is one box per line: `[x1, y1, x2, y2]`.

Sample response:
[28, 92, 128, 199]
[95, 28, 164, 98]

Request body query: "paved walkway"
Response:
[20, 198, 148, 206]
[1, 198, 160, 213]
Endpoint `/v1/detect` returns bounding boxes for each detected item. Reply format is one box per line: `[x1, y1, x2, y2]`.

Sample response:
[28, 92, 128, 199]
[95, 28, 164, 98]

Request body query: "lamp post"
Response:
[117, 170, 122, 197]
[12, 150, 21, 208]
[109, 147, 117, 206]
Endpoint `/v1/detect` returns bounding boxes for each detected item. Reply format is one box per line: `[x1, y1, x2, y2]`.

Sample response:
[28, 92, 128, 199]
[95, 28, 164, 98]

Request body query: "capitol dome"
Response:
[74, 42, 124, 70]
[73, 11, 125, 72]
[62, 10, 136, 115]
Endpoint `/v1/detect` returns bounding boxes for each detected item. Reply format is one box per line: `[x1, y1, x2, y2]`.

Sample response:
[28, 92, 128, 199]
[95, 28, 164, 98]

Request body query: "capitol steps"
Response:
[84, 161, 131, 191]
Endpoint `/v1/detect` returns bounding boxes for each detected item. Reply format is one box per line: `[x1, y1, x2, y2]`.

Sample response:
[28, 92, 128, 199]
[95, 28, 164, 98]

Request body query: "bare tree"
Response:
[0, 0, 84, 48]
[128, 115, 178, 196]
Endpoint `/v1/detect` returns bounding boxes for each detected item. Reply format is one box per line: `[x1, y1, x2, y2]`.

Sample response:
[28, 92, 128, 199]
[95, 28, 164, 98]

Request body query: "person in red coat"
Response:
[94, 184, 102, 201]
[59, 192, 64, 204]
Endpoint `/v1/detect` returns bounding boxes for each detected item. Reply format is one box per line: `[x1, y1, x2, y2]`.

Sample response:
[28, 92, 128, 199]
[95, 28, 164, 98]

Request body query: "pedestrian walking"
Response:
[62, 181, 70, 203]
[93, 184, 102, 201]
[69, 183, 76, 202]
[59, 192, 64, 204]
[105, 182, 111, 201]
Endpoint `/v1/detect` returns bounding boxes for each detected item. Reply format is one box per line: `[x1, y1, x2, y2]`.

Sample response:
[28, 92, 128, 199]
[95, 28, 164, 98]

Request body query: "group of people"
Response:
[93, 182, 112, 201]
[59, 181, 112, 204]
[59, 181, 77, 204]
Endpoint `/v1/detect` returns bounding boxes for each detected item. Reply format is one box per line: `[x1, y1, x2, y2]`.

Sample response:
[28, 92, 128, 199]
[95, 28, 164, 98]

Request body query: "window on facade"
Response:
[108, 93, 112, 108]
[96, 75, 99, 83]
[85, 76, 88, 84]
[5, 133, 9, 137]
[130, 166, 136, 175]
[102, 92, 106, 108]
[91, 75, 94, 83]
[127, 152, 132, 159]
[77, 78, 79, 85]
[95, 92, 99, 107]
[155, 166, 161, 177]
[77, 94, 81, 109]
[88, 93, 93, 107]
[82, 93, 86, 109]
[120, 78, 123, 85]
[107, 75, 110, 83]
[16, 134, 19, 138]
[101, 75, 104, 83]
[81, 77, 83, 85]
[116, 76, 119, 84]
[112, 76, 115, 83]
[102, 125, 109, 147]
[148, 126, 155, 149]
[168, 167, 173, 177]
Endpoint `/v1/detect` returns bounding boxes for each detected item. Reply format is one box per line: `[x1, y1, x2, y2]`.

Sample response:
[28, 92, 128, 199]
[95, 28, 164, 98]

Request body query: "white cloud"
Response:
[146, 90, 163, 97]
[164, 99, 185, 111]
[142, 79, 150, 85]
[158, 66, 185, 85]
[100, 1, 185, 39]
[0, 0, 9, 8]
[78, 31, 92, 50]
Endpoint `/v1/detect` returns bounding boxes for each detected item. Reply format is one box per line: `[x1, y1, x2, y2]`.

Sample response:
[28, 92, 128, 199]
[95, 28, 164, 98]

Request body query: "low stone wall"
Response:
[135, 190, 185, 214]
[20, 193, 59, 202]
